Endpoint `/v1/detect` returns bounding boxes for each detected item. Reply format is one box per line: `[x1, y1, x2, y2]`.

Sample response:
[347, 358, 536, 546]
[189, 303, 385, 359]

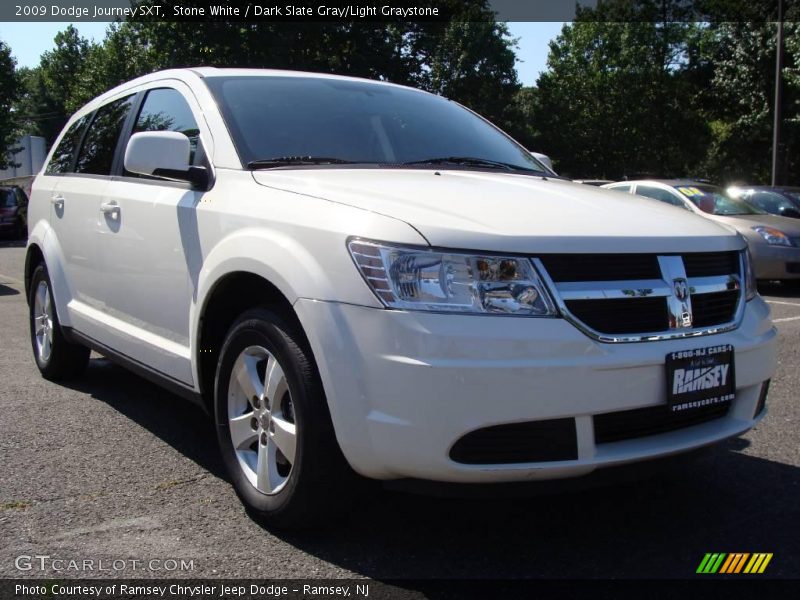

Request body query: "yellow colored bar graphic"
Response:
[758, 553, 773, 573]
[744, 553, 764, 573]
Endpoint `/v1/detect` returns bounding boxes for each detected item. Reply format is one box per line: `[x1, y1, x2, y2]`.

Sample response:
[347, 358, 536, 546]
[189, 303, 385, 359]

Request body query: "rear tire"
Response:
[28, 264, 90, 380]
[214, 307, 363, 528]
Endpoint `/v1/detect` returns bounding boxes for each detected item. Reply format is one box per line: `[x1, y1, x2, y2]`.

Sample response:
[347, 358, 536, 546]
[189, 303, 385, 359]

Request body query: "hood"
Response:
[252, 169, 744, 254]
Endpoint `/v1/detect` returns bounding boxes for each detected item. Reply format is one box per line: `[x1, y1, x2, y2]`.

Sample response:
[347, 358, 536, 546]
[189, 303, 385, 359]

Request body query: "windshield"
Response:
[205, 76, 547, 174]
[747, 191, 799, 214]
[675, 184, 763, 216]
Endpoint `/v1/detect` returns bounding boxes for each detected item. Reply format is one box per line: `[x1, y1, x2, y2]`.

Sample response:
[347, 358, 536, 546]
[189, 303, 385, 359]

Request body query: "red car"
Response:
[0, 185, 28, 239]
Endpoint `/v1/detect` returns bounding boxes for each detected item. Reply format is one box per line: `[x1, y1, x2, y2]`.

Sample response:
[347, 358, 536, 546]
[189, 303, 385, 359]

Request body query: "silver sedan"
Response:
[603, 179, 800, 283]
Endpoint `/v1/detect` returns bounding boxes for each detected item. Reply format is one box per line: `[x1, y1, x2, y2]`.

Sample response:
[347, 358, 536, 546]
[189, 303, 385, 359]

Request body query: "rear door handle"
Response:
[99, 201, 120, 219]
[51, 195, 64, 209]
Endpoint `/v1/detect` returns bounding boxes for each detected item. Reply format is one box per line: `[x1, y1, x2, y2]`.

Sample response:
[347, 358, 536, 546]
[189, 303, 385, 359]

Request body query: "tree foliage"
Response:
[533, 20, 711, 179]
[16, 25, 92, 145]
[701, 22, 800, 184]
[0, 40, 19, 169]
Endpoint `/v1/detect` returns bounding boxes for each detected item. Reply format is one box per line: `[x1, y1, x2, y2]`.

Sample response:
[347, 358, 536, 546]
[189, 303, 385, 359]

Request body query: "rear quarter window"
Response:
[45, 115, 90, 174]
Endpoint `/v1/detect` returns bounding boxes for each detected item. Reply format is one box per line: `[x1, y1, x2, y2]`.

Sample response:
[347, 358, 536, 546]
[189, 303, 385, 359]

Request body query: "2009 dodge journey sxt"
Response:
[25, 68, 777, 527]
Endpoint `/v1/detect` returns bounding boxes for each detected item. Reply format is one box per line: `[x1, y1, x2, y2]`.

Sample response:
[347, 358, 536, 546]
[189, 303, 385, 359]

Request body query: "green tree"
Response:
[398, 1, 520, 132]
[510, 86, 538, 151]
[0, 40, 19, 169]
[701, 22, 800, 185]
[16, 26, 92, 145]
[70, 22, 156, 109]
[533, 20, 710, 179]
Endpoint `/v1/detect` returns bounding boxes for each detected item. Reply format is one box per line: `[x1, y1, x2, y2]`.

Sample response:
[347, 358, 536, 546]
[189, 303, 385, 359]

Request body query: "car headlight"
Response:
[753, 225, 793, 246]
[742, 248, 757, 301]
[348, 239, 557, 316]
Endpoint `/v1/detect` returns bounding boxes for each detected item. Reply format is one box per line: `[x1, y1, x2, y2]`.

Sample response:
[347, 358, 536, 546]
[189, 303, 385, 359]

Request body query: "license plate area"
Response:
[666, 345, 735, 413]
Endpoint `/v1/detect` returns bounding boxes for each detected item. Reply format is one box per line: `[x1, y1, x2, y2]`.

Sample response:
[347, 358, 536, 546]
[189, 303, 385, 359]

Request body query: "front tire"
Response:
[214, 307, 360, 528]
[29, 264, 90, 380]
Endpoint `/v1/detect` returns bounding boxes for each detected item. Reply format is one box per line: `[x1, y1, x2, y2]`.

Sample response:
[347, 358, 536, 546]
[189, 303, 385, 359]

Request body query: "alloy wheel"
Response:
[33, 281, 54, 363]
[227, 345, 297, 494]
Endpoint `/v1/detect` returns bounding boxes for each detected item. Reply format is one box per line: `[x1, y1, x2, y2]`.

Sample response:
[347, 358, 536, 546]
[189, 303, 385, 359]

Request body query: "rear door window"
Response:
[74, 95, 135, 176]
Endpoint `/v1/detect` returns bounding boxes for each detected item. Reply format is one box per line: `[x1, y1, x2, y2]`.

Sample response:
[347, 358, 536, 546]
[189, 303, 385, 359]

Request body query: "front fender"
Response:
[189, 225, 388, 383]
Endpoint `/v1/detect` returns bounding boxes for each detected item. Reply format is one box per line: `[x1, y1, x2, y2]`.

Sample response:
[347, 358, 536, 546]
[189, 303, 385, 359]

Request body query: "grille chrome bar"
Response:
[688, 275, 740, 295]
[556, 279, 669, 300]
[555, 275, 738, 301]
[533, 252, 747, 343]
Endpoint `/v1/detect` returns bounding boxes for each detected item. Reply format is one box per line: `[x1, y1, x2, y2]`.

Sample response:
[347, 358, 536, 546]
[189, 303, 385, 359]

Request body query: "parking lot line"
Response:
[766, 300, 800, 308]
[773, 316, 800, 323]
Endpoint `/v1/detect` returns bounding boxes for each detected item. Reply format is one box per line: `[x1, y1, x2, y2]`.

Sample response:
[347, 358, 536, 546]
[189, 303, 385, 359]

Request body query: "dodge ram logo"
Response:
[673, 278, 689, 301]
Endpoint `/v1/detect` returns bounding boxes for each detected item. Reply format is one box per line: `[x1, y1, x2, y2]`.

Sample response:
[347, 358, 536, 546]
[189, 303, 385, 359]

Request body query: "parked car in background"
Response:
[727, 186, 800, 220]
[0, 185, 28, 239]
[603, 180, 800, 283]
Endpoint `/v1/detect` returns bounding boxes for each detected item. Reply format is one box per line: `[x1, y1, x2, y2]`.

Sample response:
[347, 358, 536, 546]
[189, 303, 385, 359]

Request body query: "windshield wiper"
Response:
[401, 156, 537, 173]
[247, 156, 358, 169]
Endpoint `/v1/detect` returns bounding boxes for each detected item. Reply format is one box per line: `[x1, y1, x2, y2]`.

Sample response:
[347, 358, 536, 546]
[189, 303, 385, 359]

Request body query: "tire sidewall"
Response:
[214, 312, 310, 517]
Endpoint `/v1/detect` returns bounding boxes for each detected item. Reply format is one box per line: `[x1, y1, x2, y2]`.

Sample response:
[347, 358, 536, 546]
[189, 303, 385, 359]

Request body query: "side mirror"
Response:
[779, 206, 800, 219]
[124, 131, 209, 189]
[530, 151, 554, 171]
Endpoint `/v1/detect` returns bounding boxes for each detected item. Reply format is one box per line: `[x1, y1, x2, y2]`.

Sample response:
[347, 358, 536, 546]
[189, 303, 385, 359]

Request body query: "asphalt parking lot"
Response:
[1, 239, 798, 583]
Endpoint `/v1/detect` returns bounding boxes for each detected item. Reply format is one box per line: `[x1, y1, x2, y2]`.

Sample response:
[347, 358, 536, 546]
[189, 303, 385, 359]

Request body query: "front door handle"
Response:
[99, 201, 120, 219]
[51, 195, 64, 210]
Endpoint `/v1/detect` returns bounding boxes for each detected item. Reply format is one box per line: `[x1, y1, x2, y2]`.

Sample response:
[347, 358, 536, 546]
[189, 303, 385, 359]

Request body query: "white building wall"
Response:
[0, 135, 47, 180]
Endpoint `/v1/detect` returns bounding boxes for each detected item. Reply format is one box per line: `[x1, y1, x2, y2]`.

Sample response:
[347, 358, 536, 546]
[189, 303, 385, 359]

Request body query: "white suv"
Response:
[26, 68, 777, 527]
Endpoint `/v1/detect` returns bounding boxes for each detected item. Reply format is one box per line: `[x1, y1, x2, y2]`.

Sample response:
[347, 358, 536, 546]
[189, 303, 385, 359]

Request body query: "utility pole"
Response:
[771, 0, 785, 186]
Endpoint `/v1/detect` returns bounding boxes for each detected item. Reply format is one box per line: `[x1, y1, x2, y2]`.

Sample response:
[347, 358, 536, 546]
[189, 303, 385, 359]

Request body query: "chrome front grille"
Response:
[536, 251, 744, 342]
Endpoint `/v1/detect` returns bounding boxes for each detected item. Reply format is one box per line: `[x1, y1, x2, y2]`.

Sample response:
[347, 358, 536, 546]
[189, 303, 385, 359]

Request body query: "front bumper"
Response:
[750, 242, 800, 279]
[295, 297, 777, 481]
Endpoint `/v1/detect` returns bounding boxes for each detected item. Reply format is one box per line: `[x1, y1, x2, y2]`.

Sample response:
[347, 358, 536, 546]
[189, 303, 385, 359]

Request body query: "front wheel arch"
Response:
[24, 243, 45, 304]
[196, 272, 309, 412]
